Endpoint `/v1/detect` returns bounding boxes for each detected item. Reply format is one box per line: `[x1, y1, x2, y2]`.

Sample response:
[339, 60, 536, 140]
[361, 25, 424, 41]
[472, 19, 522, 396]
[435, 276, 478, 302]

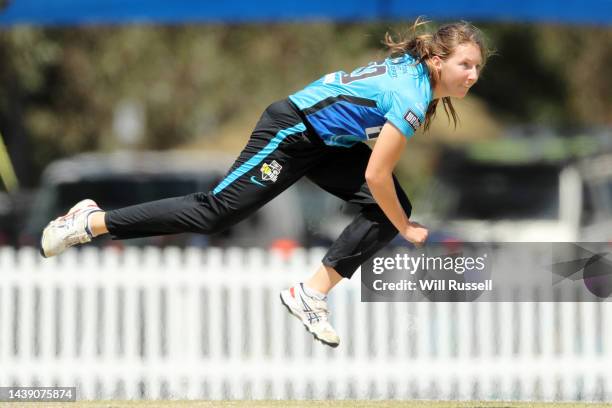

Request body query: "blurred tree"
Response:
[475, 23, 612, 127]
[0, 28, 58, 186]
[0, 22, 610, 188]
[540, 26, 612, 125]
[466, 23, 568, 124]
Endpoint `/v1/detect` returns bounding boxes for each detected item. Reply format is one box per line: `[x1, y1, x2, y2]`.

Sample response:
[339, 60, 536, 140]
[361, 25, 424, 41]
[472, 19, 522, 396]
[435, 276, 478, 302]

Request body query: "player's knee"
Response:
[188, 211, 231, 235]
[200, 217, 228, 235]
[186, 192, 233, 235]
[354, 207, 396, 244]
[363, 205, 392, 223]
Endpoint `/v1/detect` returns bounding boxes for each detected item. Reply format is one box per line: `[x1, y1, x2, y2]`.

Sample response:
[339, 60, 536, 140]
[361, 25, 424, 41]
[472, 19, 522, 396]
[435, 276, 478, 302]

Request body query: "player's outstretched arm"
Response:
[365, 122, 428, 246]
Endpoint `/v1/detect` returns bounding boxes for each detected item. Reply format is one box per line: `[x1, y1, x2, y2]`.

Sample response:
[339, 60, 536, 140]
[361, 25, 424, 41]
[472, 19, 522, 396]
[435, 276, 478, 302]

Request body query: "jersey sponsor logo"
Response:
[365, 126, 382, 139]
[404, 110, 422, 131]
[261, 160, 282, 182]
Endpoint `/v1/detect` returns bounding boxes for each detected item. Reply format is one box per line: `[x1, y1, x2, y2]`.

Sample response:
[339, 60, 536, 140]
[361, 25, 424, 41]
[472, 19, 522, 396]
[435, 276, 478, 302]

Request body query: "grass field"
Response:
[5, 401, 612, 408]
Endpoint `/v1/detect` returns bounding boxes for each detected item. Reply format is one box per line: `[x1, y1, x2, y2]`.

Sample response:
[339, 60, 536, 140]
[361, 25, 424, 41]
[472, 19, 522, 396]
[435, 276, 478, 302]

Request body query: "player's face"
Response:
[436, 42, 482, 99]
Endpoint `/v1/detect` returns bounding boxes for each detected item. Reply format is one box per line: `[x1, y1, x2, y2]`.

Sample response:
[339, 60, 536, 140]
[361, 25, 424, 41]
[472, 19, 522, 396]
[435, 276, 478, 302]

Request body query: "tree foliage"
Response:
[0, 22, 610, 186]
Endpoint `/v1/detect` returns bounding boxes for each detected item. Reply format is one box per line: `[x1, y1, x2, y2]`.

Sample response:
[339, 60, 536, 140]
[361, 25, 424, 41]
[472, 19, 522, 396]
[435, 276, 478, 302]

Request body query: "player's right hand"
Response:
[403, 222, 429, 247]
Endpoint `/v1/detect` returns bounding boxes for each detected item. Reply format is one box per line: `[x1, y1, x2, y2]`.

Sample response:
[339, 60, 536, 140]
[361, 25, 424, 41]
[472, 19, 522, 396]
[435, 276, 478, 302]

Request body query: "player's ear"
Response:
[430, 55, 443, 72]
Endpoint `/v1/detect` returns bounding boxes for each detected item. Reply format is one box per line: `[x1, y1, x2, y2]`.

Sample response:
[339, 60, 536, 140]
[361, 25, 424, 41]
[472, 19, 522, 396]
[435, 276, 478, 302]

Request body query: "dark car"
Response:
[21, 150, 353, 250]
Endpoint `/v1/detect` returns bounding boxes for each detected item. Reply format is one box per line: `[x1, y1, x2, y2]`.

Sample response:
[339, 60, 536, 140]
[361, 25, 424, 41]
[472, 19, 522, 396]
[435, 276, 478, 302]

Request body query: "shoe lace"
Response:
[306, 298, 331, 323]
[60, 211, 91, 244]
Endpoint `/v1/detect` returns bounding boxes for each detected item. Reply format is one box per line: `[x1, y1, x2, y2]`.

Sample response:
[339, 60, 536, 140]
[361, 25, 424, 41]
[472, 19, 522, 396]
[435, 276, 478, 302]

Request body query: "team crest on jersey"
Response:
[404, 110, 422, 131]
[261, 160, 282, 182]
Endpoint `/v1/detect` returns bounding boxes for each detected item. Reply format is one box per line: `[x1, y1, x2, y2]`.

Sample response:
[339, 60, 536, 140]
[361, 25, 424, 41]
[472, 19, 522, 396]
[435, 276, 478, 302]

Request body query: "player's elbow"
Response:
[365, 167, 390, 187]
[364, 169, 377, 185]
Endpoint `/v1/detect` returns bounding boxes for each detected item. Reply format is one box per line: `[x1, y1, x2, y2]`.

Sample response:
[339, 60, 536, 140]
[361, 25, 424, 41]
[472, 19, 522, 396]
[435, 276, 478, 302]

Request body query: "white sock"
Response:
[301, 283, 327, 300]
[86, 211, 101, 238]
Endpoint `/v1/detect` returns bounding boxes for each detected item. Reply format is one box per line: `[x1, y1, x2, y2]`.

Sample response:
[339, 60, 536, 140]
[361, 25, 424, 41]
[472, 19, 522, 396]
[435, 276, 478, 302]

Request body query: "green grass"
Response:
[6, 401, 611, 408]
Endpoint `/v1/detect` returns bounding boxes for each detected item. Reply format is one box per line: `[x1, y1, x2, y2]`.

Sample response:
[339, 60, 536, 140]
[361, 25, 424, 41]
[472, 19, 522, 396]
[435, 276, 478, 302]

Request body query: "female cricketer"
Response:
[41, 20, 490, 348]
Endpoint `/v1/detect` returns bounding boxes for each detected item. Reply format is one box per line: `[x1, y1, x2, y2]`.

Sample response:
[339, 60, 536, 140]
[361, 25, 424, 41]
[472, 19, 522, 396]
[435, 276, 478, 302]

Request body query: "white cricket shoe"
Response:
[280, 283, 340, 348]
[40, 199, 102, 258]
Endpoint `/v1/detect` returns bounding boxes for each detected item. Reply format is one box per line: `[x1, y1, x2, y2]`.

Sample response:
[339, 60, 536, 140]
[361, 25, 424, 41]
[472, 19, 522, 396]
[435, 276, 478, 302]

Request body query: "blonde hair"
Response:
[384, 18, 492, 131]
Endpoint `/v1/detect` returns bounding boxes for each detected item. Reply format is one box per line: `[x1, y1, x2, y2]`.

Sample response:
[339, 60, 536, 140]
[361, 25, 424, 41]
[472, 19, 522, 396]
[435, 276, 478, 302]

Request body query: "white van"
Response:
[21, 151, 351, 249]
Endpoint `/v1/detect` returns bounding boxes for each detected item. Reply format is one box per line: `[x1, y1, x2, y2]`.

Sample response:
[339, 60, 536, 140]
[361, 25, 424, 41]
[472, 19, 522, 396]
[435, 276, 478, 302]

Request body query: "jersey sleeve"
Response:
[380, 90, 426, 139]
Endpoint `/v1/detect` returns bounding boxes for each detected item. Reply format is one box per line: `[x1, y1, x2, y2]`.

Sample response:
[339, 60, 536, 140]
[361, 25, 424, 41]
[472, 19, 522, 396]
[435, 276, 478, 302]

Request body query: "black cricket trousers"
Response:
[105, 99, 412, 279]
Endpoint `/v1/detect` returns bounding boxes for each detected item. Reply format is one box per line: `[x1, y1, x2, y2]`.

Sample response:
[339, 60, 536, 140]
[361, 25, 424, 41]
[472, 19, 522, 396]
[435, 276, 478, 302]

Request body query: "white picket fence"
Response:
[0, 246, 610, 401]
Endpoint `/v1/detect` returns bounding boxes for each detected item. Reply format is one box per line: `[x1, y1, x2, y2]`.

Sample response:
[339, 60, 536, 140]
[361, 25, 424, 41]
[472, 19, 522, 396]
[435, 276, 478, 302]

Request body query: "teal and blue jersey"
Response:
[289, 54, 433, 147]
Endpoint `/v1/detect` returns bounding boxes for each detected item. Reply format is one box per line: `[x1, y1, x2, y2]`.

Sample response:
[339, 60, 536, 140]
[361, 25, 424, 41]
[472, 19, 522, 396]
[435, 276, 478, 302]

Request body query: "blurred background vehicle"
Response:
[576, 152, 612, 241]
[19, 150, 354, 250]
[0, 192, 14, 245]
[420, 136, 612, 242]
[0, 189, 33, 246]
